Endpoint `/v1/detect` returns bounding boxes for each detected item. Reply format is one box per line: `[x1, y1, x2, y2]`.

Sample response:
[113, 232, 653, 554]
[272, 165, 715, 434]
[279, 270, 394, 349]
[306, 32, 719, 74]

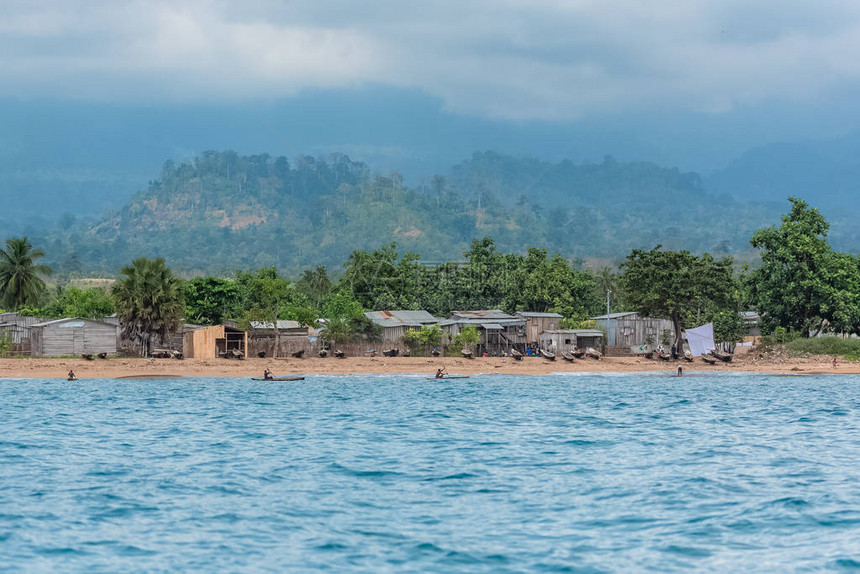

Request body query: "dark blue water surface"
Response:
[2, 373, 860, 572]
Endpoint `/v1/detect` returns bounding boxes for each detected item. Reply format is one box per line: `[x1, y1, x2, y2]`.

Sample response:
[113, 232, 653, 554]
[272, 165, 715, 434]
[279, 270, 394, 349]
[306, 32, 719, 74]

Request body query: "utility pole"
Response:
[606, 290, 611, 317]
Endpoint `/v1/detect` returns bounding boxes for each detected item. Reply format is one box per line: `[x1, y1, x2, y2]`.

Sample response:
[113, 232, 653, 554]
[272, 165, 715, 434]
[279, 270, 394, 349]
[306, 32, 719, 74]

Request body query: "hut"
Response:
[183, 325, 248, 359]
[592, 312, 675, 351]
[440, 310, 526, 355]
[515, 312, 563, 345]
[247, 320, 311, 357]
[539, 329, 604, 354]
[364, 310, 439, 342]
[29, 318, 118, 357]
[0, 312, 52, 354]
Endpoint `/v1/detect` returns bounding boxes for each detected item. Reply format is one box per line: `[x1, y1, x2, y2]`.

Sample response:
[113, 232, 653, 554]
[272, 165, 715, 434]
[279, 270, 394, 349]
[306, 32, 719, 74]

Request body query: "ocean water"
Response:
[1, 373, 860, 572]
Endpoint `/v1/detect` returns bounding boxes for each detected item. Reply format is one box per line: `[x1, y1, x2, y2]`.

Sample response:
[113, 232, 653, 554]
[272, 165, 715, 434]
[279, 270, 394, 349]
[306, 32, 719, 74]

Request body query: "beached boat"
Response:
[510, 348, 523, 361]
[684, 350, 693, 362]
[291, 349, 305, 358]
[658, 351, 672, 361]
[586, 347, 602, 360]
[644, 350, 654, 359]
[382, 349, 399, 357]
[710, 350, 733, 363]
[540, 349, 556, 361]
[561, 351, 575, 362]
[250, 376, 306, 381]
[572, 347, 586, 359]
[431, 349, 441, 357]
[334, 350, 346, 358]
[461, 349, 474, 359]
[318, 349, 328, 358]
[701, 353, 717, 364]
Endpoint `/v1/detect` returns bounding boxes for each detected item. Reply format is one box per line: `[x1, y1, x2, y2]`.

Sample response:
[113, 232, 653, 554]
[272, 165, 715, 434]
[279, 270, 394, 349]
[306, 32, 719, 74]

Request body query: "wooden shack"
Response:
[247, 320, 311, 357]
[440, 310, 526, 355]
[29, 318, 118, 357]
[515, 312, 563, 345]
[183, 325, 248, 359]
[364, 310, 439, 342]
[539, 329, 603, 353]
[593, 312, 675, 349]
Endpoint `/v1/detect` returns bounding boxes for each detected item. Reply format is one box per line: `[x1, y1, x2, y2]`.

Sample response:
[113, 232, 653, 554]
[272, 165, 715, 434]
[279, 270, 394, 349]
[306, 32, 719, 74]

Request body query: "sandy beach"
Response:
[0, 353, 856, 379]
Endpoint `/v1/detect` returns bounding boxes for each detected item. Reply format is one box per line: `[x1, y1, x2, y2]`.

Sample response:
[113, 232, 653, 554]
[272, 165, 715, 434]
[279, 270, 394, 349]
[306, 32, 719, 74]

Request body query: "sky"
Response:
[2, 0, 860, 186]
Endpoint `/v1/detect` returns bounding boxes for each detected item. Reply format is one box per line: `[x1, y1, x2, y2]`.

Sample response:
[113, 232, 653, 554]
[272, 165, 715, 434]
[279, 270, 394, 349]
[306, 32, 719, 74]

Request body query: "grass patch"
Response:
[786, 337, 860, 360]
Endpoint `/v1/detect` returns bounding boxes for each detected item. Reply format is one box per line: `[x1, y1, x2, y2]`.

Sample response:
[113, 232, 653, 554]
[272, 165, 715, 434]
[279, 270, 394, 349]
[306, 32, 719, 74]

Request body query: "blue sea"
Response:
[2, 373, 860, 572]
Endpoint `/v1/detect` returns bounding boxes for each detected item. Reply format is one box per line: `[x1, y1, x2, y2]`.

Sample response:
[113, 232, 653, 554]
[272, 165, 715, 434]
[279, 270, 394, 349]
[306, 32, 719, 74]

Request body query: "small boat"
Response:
[643, 351, 654, 359]
[572, 347, 586, 359]
[430, 349, 441, 357]
[701, 354, 717, 364]
[318, 349, 328, 358]
[561, 351, 575, 362]
[291, 349, 305, 359]
[510, 348, 523, 361]
[382, 349, 399, 357]
[461, 349, 473, 359]
[425, 375, 470, 380]
[684, 350, 693, 362]
[334, 350, 346, 359]
[540, 349, 556, 361]
[82, 354, 94, 360]
[658, 352, 672, 361]
[710, 350, 733, 363]
[97, 352, 108, 359]
[401, 348, 412, 357]
[586, 347, 602, 360]
[251, 376, 306, 381]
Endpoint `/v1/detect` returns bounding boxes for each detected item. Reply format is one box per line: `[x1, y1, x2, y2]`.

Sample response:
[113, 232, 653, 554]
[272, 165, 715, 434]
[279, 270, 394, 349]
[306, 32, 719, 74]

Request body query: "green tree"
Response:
[0, 237, 52, 310]
[450, 325, 479, 354]
[51, 287, 115, 318]
[112, 258, 185, 356]
[750, 197, 860, 336]
[621, 246, 735, 350]
[184, 276, 240, 325]
[236, 267, 294, 357]
[296, 265, 333, 309]
[402, 324, 443, 355]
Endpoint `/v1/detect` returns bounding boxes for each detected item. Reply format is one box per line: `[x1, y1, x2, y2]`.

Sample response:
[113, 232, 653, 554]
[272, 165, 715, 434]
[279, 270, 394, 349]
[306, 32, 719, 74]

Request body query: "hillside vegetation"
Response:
[42, 150, 783, 275]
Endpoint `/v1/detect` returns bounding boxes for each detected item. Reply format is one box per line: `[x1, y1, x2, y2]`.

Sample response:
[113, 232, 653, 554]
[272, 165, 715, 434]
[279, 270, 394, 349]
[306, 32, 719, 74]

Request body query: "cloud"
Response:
[3, 0, 860, 120]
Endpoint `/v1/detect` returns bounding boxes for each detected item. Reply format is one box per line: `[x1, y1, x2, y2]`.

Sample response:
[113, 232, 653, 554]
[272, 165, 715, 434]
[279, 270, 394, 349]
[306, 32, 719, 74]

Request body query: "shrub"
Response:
[786, 337, 860, 358]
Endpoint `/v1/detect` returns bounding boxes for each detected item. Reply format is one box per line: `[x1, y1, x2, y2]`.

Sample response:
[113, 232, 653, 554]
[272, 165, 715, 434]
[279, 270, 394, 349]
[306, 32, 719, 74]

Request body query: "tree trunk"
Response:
[671, 312, 684, 352]
[273, 325, 280, 358]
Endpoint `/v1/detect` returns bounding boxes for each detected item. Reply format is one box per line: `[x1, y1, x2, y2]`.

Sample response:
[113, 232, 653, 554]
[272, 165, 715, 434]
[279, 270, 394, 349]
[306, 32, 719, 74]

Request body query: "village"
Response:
[0, 307, 756, 364]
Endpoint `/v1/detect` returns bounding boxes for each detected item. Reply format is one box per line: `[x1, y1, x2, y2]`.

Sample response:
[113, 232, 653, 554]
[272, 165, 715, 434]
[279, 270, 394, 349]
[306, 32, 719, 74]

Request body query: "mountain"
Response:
[34, 150, 799, 276]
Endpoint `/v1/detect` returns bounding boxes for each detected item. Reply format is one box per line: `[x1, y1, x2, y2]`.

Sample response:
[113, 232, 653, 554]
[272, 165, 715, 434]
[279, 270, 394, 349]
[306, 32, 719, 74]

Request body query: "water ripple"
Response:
[1, 374, 860, 571]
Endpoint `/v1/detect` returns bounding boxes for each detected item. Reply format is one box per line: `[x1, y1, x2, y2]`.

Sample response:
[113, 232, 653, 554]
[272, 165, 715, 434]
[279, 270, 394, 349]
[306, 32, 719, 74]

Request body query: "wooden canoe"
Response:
[425, 375, 470, 380]
[382, 349, 399, 357]
[586, 347, 602, 360]
[572, 348, 586, 359]
[334, 350, 346, 358]
[710, 350, 733, 363]
[251, 376, 306, 381]
[540, 349, 556, 361]
[318, 350, 328, 358]
[291, 349, 305, 358]
[561, 351, 575, 362]
[510, 348, 523, 361]
[461, 349, 474, 359]
[701, 354, 717, 364]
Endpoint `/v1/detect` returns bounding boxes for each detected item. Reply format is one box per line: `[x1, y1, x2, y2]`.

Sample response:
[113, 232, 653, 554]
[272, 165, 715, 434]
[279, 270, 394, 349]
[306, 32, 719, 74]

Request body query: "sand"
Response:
[0, 353, 855, 379]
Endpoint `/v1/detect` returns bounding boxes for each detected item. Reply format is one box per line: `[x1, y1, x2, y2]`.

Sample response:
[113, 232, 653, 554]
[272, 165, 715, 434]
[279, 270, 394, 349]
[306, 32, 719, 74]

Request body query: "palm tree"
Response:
[0, 237, 52, 310]
[112, 258, 185, 357]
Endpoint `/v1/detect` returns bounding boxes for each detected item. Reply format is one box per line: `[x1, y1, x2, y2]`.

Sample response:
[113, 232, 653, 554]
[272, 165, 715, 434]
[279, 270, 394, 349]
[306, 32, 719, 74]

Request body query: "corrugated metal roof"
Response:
[592, 312, 639, 320]
[364, 310, 439, 328]
[481, 323, 503, 330]
[450, 310, 516, 320]
[250, 320, 304, 330]
[30, 317, 116, 329]
[516, 312, 563, 318]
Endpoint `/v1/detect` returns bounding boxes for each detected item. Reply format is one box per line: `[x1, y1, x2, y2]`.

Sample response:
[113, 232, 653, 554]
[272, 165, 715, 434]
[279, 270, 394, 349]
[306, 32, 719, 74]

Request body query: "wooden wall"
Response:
[31, 321, 117, 357]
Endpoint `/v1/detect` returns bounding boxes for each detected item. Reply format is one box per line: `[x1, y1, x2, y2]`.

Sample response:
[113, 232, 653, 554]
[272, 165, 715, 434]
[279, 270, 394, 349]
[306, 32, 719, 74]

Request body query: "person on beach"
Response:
[67, 369, 77, 381]
[833, 357, 838, 368]
[676, 364, 683, 376]
[263, 368, 273, 380]
[435, 367, 447, 379]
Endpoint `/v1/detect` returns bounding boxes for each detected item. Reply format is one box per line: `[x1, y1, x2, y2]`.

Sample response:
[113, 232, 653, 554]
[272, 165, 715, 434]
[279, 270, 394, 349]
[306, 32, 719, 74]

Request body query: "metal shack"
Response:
[440, 310, 526, 354]
[183, 325, 248, 359]
[540, 329, 604, 353]
[592, 311, 675, 349]
[364, 310, 439, 342]
[29, 318, 118, 357]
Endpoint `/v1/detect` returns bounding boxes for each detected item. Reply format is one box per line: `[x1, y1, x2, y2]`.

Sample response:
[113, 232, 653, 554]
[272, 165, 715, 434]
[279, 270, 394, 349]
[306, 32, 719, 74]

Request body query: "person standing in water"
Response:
[677, 364, 683, 376]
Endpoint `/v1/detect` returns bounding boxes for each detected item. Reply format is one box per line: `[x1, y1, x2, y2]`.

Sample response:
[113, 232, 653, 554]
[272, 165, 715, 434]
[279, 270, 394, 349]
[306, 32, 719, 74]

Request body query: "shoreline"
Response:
[1, 355, 856, 379]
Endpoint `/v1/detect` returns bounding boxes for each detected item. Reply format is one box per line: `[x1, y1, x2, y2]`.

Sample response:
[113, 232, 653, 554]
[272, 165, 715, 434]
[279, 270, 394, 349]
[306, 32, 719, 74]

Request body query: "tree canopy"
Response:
[0, 237, 51, 310]
[621, 246, 736, 348]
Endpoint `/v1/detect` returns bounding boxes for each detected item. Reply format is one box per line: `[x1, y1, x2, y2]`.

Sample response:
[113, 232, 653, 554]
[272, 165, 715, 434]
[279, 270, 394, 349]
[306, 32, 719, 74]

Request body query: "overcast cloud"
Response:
[3, 0, 860, 120]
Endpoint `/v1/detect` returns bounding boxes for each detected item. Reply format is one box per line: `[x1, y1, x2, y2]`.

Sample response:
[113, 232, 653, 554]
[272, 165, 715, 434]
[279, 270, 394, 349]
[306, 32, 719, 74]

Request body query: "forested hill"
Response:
[43, 150, 786, 275]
